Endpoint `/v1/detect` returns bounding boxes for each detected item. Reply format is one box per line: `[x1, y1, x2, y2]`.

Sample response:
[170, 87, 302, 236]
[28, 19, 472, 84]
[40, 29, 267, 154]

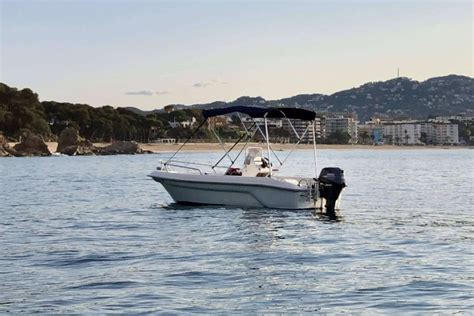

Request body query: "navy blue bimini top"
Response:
[202, 106, 316, 121]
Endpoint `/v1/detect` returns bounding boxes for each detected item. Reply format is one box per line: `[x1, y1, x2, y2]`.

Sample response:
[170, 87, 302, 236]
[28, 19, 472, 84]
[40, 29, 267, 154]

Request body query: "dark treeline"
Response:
[0, 83, 210, 142]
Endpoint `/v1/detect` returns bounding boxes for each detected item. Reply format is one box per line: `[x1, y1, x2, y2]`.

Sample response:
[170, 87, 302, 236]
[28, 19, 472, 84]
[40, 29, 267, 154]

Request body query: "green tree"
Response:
[325, 130, 351, 144]
[359, 131, 370, 144]
[420, 132, 428, 144]
[0, 84, 51, 139]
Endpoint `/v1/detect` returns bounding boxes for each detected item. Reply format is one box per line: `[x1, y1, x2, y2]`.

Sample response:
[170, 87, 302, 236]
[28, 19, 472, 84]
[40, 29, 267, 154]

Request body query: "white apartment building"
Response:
[180, 116, 197, 128]
[242, 117, 283, 129]
[283, 117, 323, 143]
[421, 122, 459, 145]
[168, 116, 197, 128]
[382, 123, 422, 145]
[324, 116, 358, 144]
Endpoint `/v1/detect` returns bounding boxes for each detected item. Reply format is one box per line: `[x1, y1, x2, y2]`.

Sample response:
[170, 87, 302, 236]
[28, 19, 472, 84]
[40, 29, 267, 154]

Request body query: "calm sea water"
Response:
[1, 149, 473, 314]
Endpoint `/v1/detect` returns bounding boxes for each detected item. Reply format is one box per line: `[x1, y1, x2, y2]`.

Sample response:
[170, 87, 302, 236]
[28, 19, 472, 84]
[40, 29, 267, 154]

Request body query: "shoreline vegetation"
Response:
[8, 141, 472, 155]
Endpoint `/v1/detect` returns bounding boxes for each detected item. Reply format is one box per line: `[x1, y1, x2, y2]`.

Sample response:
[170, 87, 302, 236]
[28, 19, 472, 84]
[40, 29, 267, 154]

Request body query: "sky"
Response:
[0, 0, 472, 110]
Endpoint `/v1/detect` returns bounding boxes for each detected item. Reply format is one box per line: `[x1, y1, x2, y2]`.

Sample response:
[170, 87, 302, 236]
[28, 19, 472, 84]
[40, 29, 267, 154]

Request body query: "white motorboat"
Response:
[149, 106, 345, 215]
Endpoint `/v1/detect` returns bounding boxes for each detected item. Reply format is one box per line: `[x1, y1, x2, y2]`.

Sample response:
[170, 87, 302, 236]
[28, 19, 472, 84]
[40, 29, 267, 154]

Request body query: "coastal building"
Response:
[225, 114, 325, 144]
[421, 122, 459, 145]
[373, 128, 383, 144]
[150, 138, 176, 144]
[207, 116, 228, 129]
[242, 117, 283, 129]
[435, 114, 474, 122]
[180, 117, 197, 128]
[168, 117, 197, 129]
[382, 122, 422, 145]
[358, 124, 383, 144]
[324, 115, 358, 144]
[283, 117, 323, 143]
[379, 120, 459, 145]
[242, 117, 291, 143]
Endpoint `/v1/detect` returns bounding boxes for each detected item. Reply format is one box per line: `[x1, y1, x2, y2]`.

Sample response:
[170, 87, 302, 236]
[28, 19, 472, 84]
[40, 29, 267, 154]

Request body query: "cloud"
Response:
[193, 80, 228, 88]
[193, 82, 211, 88]
[125, 90, 171, 96]
[125, 90, 154, 96]
[211, 79, 229, 85]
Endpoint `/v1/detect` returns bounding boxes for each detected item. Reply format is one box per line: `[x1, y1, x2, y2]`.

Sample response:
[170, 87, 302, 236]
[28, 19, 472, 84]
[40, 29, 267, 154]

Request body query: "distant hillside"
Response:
[276, 75, 474, 121]
[126, 75, 473, 121]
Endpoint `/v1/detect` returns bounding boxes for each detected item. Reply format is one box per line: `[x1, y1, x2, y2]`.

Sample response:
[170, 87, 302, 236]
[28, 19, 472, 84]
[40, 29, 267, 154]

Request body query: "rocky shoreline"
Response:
[1, 128, 152, 157]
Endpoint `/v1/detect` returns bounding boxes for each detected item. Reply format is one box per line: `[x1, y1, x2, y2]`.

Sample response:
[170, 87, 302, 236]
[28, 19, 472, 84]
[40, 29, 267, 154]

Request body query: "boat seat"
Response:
[225, 167, 242, 176]
[242, 156, 271, 177]
[256, 167, 270, 177]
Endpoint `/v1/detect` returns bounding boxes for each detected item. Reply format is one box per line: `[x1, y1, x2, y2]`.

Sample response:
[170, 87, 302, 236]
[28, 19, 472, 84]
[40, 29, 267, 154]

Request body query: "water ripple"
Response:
[1, 150, 473, 313]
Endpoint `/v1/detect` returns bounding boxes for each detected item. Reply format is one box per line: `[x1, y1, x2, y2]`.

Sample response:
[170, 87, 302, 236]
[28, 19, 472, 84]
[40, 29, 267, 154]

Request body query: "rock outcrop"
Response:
[7, 134, 51, 157]
[100, 141, 150, 155]
[1, 129, 153, 157]
[57, 127, 98, 156]
[0, 134, 12, 157]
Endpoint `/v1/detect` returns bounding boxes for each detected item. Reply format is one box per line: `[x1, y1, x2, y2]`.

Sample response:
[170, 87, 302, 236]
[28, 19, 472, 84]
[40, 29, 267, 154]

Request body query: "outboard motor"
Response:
[318, 167, 346, 218]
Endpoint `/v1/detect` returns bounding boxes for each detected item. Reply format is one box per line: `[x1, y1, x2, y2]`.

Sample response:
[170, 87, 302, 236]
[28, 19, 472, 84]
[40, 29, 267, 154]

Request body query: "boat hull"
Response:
[149, 171, 316, 209]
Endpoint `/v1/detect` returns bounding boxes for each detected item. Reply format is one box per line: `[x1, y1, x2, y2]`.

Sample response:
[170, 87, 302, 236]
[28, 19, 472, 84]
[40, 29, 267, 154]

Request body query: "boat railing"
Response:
[166, 160, 215, 168]
[163, 160, 229, 175]
[164, 162, 203, 175]
[164, 160, 229, 173]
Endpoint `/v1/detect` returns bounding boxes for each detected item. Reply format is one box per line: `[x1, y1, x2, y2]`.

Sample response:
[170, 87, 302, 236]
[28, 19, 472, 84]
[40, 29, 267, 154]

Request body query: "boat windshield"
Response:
[242, 147, 270, 177]
[243, 147, 262, 165]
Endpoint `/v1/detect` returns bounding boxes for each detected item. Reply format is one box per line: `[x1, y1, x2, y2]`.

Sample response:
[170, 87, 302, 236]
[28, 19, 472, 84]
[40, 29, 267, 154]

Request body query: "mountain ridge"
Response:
[123, 75, 474, 121]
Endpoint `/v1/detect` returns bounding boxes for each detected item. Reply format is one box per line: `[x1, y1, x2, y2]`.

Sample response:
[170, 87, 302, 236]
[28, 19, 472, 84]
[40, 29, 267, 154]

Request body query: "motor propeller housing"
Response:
[317, 167, 346, 217]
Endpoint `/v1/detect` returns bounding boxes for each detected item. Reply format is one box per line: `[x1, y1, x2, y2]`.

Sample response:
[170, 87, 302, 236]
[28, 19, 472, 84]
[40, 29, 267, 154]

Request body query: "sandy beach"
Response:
[34, 142, 469, 154]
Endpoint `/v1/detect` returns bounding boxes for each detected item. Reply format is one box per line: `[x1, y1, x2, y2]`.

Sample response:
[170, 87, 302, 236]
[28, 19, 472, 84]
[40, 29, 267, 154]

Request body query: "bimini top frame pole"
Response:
[211, 121, 257, 170]
[280, 122, 311, 167]
[312, 120, 318, 178]
[263, 115, 272, 177]
[164, 119, 207, 165]
[254, 122, 283, 166]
